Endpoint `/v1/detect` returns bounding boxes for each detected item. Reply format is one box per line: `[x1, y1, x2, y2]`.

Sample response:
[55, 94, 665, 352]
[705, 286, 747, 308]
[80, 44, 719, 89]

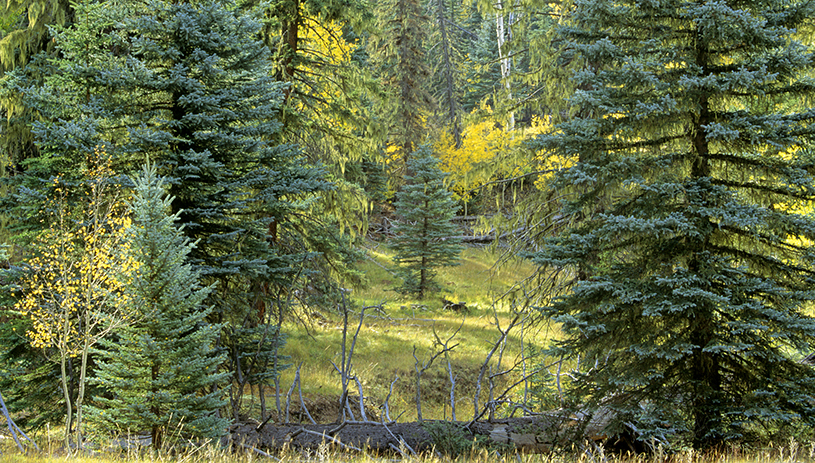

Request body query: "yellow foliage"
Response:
[435, 106, 565, 199]
[293, 18, 359, 137]
[16, 146, 138, 353]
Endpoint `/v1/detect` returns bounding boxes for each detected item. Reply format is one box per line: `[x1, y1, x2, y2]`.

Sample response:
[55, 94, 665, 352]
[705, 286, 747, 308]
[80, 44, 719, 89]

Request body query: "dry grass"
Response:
[4, 439, 815, 463]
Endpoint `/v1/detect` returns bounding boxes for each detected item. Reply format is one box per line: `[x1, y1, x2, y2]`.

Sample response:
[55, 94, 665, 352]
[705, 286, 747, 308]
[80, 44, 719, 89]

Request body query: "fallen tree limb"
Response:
[0, 390, 38, 452]
[297, 428, 363, 452]
[234, 415, 588, 454]
[239, 443, 281, 461]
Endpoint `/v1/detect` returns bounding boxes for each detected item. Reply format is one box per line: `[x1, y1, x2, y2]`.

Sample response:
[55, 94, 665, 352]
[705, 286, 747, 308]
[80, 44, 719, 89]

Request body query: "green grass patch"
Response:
[259, 243, 548, 423]
[354, 243, 535, 309]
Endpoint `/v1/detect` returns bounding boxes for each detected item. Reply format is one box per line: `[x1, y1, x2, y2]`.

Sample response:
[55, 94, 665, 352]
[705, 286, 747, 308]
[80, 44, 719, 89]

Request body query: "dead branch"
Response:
[338, 292, 351, 422]
[239, 443, 281, 461]
[451, 227, 527, 243]
[297, 368, 316, 425]
[469, 358, 563, 426]
[448, 370, 458, 421]
[383, 375, 398, 422]
[388, 442, 406, 457]
[382, 422, 417, 456]
[472, 311, 522, 422]
[296, 428, 363, 452]
[432, 320, 465, 422]
[0, 389, 38, 452]
[354, 376, 367, 421]
[336, 293, 382, 423]
[255, 412, 274, 432]
[328, 421, 347, 436]
[269, 264, 304, 418]
[412, 321, 462, 422]
[284, 363, 304, 423]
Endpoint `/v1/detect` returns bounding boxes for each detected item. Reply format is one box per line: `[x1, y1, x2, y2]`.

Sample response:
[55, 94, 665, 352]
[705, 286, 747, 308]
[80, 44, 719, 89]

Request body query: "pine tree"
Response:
[5, 0, 338, 418]
[0, 0, 73, 167]
[370, 0, 434, 171]
[392, 146, 463, 298]
[240, 0, 380, 243]
[89, 164, 227, 449]
[428, 0, 465, 147]
[530, 0, 815, 449]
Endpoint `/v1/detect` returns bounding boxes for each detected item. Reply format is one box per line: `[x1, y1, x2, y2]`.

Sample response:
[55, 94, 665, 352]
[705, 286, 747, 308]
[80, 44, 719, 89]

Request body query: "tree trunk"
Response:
[74, 310, 92, 448]
[60, 348, 73, 450]
[152, 362, 162, 450]
[495, 3, 514, 130]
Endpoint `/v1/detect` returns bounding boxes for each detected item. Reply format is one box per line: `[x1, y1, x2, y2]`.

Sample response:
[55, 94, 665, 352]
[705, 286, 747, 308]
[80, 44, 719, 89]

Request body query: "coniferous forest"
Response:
[2, 0, 815, 456]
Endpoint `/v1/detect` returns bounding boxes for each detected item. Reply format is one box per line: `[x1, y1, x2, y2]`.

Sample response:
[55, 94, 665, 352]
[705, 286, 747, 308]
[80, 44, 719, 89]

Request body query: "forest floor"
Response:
[223, 242, 579, 454]
[237, 242, 551, 426]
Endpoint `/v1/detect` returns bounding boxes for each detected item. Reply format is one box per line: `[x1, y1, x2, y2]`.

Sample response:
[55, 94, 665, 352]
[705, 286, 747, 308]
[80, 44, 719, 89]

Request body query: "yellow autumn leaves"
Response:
[435, 106, 573, 199]
[16, 146, 139, 354]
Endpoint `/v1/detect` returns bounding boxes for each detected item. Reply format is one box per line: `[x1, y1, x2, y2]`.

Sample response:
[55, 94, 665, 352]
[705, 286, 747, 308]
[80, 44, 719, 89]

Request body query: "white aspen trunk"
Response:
[495, 3, 515, 130]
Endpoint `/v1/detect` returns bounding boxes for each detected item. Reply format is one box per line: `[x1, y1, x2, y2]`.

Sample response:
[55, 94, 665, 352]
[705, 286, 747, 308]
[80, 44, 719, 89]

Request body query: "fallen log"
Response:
[230, 415, 582, 455]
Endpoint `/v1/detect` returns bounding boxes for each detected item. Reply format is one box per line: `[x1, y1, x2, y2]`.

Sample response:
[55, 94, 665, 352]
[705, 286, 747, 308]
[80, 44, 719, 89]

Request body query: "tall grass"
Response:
[4, 439, 815, 463]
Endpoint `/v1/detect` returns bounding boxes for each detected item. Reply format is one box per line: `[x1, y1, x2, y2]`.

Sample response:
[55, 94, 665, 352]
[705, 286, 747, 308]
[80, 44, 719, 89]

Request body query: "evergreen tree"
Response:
[370, 0, 434, 170]
[427, 0, 466, 147]
[530, 0, 815, 449]
[240, 0, 380, 243]
[0, 0, 73, 167]
[4, 0, 336, 419]
[392, 146, 463, 298]
[89, 164, 227, 449]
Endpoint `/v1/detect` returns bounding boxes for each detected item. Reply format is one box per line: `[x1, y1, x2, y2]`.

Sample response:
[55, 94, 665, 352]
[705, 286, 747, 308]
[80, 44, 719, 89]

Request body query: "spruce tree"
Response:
[530, 0, 815, 449]
[392, 146, 463, 298]
[89, 164, 227, 449]
[5, 0, 337, 417]
[370, 0, 434, 169]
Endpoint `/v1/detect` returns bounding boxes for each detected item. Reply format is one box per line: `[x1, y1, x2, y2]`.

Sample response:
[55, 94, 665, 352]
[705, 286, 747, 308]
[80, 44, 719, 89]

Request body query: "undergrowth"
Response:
[422, 420, 508, 457]
[4, 439, 815, 463]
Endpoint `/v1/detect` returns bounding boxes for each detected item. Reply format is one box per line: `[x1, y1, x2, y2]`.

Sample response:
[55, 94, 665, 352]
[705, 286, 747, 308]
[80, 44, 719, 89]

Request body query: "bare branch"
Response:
[413, 322, 462, 422]
[383, 375, 398, 422]
[472, 311, 522, 422]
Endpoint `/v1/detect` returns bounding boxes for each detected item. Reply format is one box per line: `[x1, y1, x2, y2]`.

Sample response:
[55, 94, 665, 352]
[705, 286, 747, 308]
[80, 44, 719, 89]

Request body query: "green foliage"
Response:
[529, 0, 815, 450]
[459, 17, 500, 115]
[392, 146, 463, 298]
[0, 0, 73, 167]
[422, 420, 500, 456]
[527, 366, 565, 412]
[369, 0, 434, 169]
[426, 0, 469, 147]
[4, 0, 355, 420]
[242, 0, 380, 237]
[89, 164, 227, 449]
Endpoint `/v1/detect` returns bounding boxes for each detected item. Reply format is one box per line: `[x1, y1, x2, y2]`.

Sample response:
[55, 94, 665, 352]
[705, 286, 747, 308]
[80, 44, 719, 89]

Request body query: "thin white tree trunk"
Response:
[495, 3, 515, 130]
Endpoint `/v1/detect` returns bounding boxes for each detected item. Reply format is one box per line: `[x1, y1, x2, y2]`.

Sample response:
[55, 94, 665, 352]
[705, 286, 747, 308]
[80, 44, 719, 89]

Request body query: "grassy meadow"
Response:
[253, 243, 547, 423]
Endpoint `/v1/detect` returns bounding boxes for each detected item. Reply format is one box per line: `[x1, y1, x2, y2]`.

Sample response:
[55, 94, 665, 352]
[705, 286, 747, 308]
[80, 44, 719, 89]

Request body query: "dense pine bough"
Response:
[530, 0, 815, 449]
[2, 0, 337, 428]
[392, 145, 462, 298]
